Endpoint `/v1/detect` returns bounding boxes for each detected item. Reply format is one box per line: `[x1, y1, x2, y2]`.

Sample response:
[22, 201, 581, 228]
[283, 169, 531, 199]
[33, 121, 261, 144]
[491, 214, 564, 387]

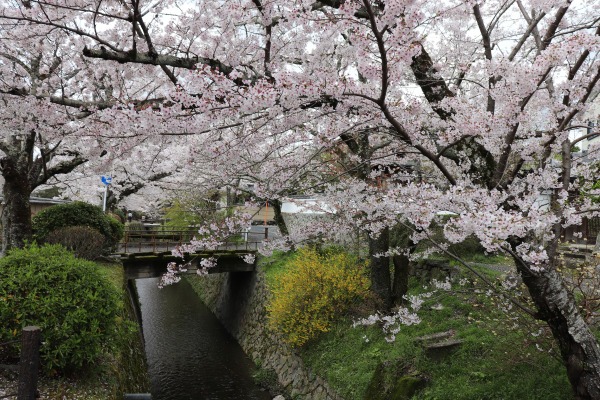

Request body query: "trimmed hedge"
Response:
[32, 201, 123, 251]
[0, 244, 135, 375]
[46, 226, 105, 260]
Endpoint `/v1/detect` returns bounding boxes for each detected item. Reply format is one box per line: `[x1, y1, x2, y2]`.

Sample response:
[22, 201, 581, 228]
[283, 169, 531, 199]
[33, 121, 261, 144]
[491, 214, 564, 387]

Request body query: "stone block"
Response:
[364, 360, 427, 400]
[424, 339, 463, 361]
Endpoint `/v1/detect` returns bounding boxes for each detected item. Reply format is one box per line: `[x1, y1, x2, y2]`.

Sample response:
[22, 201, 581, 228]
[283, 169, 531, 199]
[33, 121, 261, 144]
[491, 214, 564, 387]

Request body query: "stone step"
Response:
[559, 245, 595, 254]
[558, 251, 588, 260]
[424, 339, 464, 360]
[414, 329, 456, 343]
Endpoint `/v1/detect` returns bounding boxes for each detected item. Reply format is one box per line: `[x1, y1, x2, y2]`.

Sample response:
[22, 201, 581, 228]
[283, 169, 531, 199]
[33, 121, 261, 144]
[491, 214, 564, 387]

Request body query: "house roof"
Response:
[0, 196, 72, 205]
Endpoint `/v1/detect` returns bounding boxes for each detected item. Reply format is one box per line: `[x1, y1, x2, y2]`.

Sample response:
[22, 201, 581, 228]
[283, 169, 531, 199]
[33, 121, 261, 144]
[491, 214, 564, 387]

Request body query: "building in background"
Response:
[0, 196, 71, 217]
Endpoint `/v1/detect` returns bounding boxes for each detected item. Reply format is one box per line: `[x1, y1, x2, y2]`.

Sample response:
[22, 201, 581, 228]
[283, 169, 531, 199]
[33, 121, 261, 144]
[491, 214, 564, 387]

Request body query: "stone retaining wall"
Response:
[186, 266, 343, 400]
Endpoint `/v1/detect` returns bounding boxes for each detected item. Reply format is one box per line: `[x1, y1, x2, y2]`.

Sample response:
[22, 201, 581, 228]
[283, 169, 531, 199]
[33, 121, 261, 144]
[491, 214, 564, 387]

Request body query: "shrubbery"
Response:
[107, 214, 124, 248]
[46, 226, 105, 260]
[110, 209, 125, 223]
[32, 201, 123, 251]
[126, 221, 146, 232]
[0, 244, 135, 375]
[267, 247, 370, 347]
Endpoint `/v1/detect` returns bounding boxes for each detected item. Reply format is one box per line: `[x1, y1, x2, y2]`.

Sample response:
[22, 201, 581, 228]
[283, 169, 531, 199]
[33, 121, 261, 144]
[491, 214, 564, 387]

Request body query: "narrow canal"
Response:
[135, 277, 272, 400]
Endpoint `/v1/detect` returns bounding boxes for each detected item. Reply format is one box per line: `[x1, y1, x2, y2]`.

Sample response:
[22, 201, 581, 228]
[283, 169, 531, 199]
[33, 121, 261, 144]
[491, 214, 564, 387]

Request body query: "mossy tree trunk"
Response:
[391, 254, 409, 303]
[390, 225, 417, 305]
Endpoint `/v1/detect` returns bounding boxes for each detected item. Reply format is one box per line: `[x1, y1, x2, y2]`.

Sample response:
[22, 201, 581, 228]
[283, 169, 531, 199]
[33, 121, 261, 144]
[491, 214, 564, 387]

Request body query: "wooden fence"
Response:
[563, 217, 600, 244]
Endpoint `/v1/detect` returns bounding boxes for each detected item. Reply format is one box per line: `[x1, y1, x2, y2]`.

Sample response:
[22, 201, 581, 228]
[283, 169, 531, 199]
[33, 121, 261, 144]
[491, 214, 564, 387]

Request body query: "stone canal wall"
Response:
[186, 267, 343, 400]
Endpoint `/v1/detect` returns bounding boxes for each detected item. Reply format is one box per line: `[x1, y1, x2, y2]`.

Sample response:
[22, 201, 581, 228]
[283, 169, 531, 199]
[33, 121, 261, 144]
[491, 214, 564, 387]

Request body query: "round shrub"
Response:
[110, 209, 124, 223]
[32, 201, 123, 251]
[46, 226, 105, 260]
[107, 215, 124, 249]
[0, 244, 134, 375]
[267, 247, 370, 347]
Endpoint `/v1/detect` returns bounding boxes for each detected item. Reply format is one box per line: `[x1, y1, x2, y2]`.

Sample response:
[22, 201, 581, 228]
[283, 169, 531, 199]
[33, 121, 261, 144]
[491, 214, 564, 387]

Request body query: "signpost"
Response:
[101, 176, 112, 212]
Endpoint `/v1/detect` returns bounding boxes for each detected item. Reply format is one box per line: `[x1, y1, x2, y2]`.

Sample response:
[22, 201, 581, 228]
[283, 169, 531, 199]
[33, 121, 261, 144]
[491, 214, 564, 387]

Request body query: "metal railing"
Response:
[119, 227, 270, 253]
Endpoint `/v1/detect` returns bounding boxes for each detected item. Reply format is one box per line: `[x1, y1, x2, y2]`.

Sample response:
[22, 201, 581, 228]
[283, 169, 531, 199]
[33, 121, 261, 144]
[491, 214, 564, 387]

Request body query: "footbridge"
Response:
[115, 227, 270, 279]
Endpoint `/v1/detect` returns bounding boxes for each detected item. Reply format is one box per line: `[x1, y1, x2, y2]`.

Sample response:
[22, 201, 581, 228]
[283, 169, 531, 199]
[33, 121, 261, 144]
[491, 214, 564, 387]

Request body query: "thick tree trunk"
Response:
[1, 164, 32, 252]
[390, 226, 417, 305]
[0, 131, 86, 253]
[369, 227, 392, 310]
[391, 254, 409, 303]
[517, 262, 600, 399]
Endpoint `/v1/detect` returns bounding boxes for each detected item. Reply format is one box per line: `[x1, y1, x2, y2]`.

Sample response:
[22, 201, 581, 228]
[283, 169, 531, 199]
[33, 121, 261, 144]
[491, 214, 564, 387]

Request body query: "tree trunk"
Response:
[516, 262, 600, 399]
[1, 159, 32, 253]
[391, 254, 410, 304]
[369, 227, 392, 310]
[389, 226, 417, 305]
[270, 199, 289, 236]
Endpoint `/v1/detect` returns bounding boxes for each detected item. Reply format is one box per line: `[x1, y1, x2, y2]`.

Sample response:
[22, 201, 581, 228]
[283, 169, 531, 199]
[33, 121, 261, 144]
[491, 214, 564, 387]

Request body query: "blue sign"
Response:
[101, 176, 112, 185]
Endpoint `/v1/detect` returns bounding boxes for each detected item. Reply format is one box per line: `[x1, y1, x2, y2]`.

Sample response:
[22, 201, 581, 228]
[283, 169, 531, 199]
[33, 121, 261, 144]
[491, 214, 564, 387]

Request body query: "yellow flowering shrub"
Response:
[267, 247, 370, 347]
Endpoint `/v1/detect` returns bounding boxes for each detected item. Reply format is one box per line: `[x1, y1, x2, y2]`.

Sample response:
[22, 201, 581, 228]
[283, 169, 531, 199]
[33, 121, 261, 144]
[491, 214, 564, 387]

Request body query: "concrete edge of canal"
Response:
[185, 267, 344, 400]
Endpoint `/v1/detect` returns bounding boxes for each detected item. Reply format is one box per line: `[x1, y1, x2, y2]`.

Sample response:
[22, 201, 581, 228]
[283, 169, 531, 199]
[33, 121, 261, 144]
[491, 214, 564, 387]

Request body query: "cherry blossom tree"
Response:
[0, 17, 96, 251]
[4, 0, 600, 396]
[0, 8, 177, 249]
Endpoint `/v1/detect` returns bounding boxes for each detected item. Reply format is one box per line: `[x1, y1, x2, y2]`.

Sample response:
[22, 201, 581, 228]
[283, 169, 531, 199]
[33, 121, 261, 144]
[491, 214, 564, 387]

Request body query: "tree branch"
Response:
[31, 154, 87, 189]
[83, 46, 233, 74]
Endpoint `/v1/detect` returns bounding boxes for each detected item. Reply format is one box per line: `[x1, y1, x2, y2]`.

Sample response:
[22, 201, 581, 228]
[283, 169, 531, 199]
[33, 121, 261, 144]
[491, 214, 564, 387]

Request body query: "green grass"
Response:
[460, 252, 514, 266]
[300, 281, 571, 400]
[261, 249, 572, 400]
[260, 250, 297, 288]
[95, 260, 125, 288]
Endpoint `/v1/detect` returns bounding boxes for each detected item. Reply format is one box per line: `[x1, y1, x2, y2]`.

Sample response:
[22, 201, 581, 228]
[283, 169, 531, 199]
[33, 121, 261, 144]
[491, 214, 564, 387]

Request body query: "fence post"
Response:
[264, 227, 269, 240]
[17, 326, 40, 400]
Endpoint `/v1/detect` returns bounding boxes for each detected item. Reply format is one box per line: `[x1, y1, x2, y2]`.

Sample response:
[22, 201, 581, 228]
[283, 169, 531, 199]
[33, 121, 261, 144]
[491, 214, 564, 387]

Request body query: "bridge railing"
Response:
[119, 229, 267, 253]
[123, 229, 197, 243]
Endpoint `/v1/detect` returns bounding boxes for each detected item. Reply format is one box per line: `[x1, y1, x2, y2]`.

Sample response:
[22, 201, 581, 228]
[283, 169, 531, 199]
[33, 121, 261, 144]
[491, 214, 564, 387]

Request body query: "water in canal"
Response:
[135, 277, 272, 400]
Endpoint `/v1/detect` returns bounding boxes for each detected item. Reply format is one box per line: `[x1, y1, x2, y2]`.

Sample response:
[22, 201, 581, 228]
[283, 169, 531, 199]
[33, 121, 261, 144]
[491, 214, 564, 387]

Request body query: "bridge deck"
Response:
[116, 240, 263, 254]
[118, 249, 258, 278]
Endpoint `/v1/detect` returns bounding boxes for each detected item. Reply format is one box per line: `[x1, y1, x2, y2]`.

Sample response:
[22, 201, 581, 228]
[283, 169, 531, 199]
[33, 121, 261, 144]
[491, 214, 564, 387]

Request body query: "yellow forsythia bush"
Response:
[267, 247, 370, 347]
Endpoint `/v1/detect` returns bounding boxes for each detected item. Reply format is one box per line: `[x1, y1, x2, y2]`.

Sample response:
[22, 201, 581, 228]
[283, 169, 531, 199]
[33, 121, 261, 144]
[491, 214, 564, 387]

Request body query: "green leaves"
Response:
[32, 201, 124, 252]
[0, 244, 135, 376]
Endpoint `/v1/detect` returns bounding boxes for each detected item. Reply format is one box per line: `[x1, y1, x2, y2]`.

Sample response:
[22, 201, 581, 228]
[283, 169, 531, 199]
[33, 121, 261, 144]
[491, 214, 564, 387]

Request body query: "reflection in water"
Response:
[135, 277, 271, 400]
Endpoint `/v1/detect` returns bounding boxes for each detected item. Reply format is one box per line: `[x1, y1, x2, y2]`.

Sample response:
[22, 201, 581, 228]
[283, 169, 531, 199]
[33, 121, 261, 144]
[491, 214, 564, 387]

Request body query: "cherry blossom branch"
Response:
[362, 0, 388, 104]
[4, 14, 121, 52]
[571, 132, 600, 147]
[432, 246, 536, 318]
[82, 47, 225, 72]
[507, 11, 546, 61]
